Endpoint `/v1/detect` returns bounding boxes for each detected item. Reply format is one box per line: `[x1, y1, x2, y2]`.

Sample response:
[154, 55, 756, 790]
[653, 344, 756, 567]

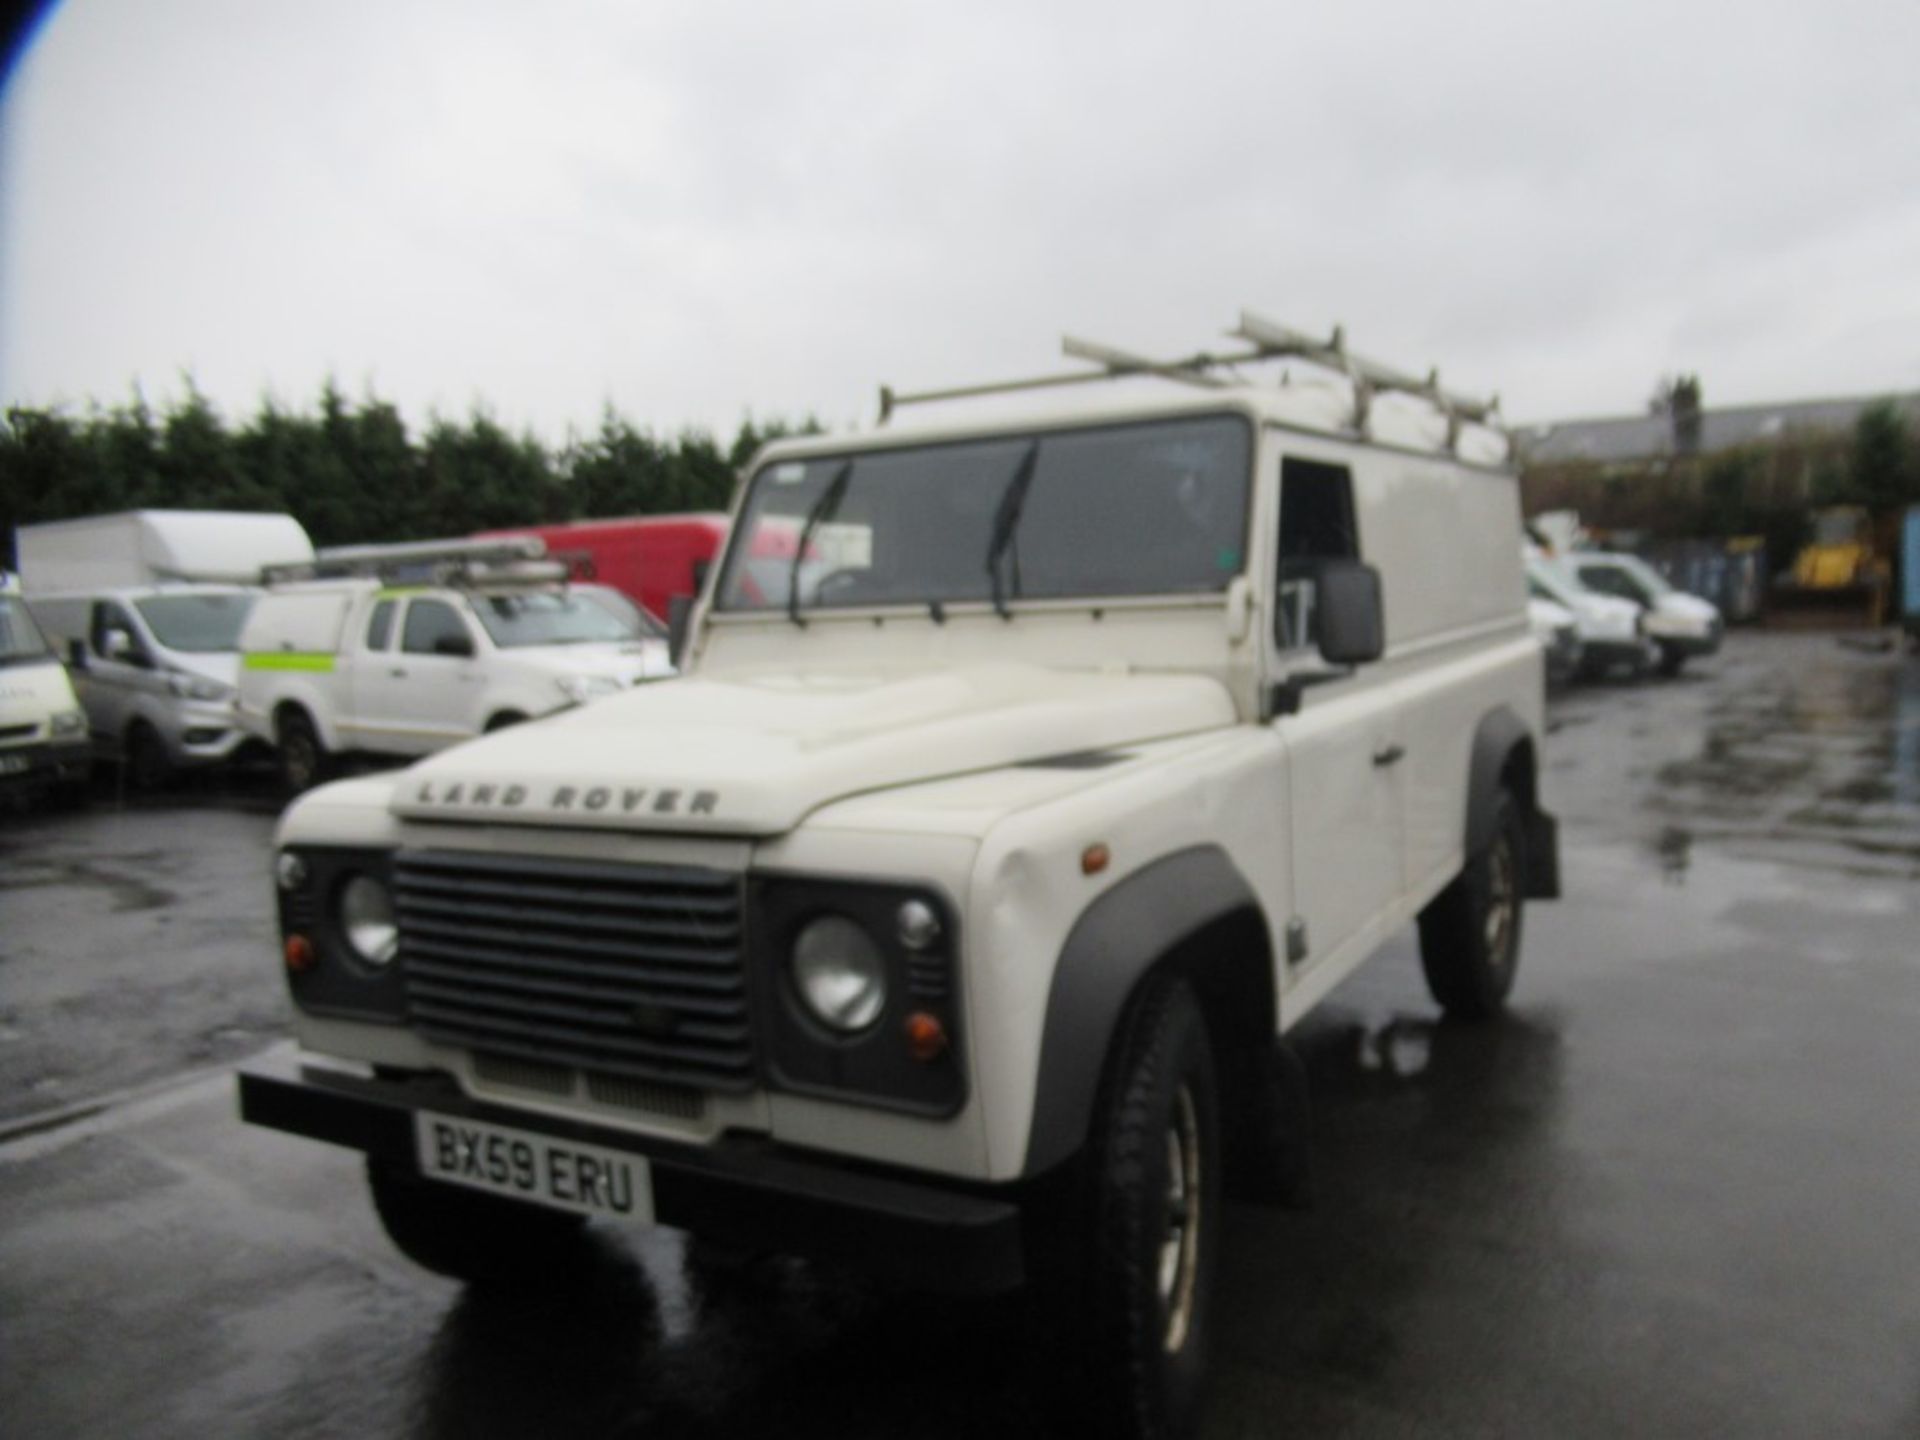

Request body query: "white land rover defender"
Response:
[239, 315, 1558, 1438]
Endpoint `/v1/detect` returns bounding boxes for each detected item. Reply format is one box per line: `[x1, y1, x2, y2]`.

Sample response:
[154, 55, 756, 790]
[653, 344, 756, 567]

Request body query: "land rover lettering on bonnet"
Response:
[409, 779, 720, 816]
[239, 312, 1559, 1440]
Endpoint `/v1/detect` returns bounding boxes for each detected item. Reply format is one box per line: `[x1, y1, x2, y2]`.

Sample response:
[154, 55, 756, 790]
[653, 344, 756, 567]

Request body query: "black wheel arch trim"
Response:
[1467, 706, 1560, 900]
[1022, 844, 1270, 1178]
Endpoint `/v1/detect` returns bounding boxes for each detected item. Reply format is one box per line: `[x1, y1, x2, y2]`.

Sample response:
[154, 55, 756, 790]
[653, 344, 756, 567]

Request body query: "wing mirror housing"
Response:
[1315, 560, 1385, 666]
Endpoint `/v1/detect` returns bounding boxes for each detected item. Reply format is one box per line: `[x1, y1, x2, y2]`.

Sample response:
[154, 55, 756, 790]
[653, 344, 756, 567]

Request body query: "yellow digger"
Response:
[1772, 506, 1892, 627]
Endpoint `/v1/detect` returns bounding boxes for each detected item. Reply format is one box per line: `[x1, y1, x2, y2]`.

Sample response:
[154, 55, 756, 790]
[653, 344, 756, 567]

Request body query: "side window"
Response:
[365, 599, 396, 651]
[401, 599, 472, 657]
[91, 601, 148, 666]
[1275, 458, 1359, 649]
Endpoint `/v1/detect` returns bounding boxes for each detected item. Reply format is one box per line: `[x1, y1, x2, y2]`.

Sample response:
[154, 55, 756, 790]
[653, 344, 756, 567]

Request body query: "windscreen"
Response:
[133, 593, 255, 653]
[471, 591, 639, 648]
[0, 595, 54, 664]
[717, 415, 1252, 613]
[1613, 555, 1674, 596]
[574, 586, 666, 638]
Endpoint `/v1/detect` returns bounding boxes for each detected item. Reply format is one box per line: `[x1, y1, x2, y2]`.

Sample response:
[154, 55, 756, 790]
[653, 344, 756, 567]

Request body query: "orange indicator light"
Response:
[1081, 843, 1111, 876]
[904, 1011, 948, 1062]
[284, 934, 316, 973]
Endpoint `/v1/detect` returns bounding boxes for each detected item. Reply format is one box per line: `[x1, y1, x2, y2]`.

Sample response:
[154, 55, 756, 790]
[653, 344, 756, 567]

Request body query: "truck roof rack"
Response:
[261, 536, 569, 588]
[878, 309, 1507, 454]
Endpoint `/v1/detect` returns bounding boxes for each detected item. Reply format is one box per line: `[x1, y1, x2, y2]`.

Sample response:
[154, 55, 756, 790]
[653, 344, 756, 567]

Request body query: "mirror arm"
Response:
[1265, 667, 1353, 718]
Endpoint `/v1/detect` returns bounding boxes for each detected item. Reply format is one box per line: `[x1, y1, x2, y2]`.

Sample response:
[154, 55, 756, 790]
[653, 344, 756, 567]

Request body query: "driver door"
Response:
[362, 597, 485, 751]
[1267, 457, 1406, 985]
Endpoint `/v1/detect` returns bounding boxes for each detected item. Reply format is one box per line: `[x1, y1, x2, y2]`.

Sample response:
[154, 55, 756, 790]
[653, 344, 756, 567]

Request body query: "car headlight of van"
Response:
[338, 874, 399, 967]
[791, 915, 889, 1032]
[753, 878, 965, 1116]
[167, 672, 232, 702]
[275, 848, 407, 1021]
[50, 709, 87, 737]
[556, 674, 622, 706]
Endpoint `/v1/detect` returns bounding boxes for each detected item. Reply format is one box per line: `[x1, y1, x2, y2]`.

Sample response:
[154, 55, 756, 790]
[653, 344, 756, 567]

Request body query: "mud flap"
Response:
[1524, 808, 1561, 900]
[1227, 1038, 1315, 1209]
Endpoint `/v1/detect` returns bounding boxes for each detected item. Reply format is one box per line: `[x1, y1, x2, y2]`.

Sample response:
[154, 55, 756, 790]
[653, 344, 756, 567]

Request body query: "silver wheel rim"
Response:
[1485, 834, 1516, 967]
[1157, 1082, 1203, 1353]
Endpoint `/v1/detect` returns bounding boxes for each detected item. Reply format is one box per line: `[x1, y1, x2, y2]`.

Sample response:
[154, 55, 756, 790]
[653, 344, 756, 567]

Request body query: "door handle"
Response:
[1372, 743, 1405, 767]
[390, 668, 408, 678]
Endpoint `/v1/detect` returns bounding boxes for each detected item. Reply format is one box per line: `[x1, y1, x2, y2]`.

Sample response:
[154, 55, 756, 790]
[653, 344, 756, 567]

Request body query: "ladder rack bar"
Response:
[262, 536, 558, 586]
[1058, 336, 1234, 389]
[877, 310, 1507, 459]
[880, 369, 1116, 421]
[1233, 310, 1498, 421]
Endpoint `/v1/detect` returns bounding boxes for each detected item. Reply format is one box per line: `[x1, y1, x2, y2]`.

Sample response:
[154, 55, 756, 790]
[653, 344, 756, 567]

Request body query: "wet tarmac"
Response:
[2, 631, 1918, 1437]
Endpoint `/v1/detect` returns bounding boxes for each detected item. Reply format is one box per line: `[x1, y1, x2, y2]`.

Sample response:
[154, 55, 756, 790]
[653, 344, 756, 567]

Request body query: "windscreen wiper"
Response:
[984, 441, 1040, 620]
[787, 459, 854, 628]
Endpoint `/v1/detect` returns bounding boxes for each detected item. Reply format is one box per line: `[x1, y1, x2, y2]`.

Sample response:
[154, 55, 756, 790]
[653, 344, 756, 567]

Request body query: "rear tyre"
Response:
[124, 721, 173, 791]
[1656, 643, 1686, 677]
[1418, 789, 1525, 1019]
[366, 1156, 588, 1286]
[1034, 976, 1222, 1439]
[275, 709, 331, 794]
[484, 711, 528, 732]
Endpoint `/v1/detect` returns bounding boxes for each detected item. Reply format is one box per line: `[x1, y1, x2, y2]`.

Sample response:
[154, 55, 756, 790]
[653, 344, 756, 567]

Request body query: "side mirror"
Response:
[1315, 560, 1385, 665]
[103, 629, 135, 663]
[68, 639, 89, 670]
[433, 634, 475, 659]
[667, 595, 693, 668]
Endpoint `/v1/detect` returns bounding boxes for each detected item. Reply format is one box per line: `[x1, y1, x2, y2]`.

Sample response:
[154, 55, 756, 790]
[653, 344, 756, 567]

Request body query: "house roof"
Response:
[1518, 391, 1920, 465]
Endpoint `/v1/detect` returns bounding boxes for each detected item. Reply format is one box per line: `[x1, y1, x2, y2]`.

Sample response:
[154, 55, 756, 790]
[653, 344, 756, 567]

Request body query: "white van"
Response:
[1525, 554, 1657, 680]
[239, 314, 1559, 1436]
[18, 511, 314, 785]
[236, 553, 672, 790]
[1568, 552, 1723, 675]
[0, 573, 91, 801]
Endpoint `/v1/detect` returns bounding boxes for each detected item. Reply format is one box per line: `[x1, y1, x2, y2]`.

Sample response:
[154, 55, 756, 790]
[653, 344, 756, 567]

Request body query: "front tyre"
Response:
[275, 708, 331, 795]
[1418, 789, 1525, 1019]
[1656, 642, 1686, 677]
[366, 1156, 588, 1286]
[1045, 976, 1222, 1439]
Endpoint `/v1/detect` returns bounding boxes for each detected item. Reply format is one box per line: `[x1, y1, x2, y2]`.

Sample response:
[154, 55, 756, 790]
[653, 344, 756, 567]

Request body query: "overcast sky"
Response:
[3, 0, 1918, 444]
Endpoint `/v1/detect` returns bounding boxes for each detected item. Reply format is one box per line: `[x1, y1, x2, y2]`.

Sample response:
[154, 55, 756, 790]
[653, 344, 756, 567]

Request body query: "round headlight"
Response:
[275, 851, 309, 892]
[792, 915, 887, 1033]
[339, 874, 398, 967]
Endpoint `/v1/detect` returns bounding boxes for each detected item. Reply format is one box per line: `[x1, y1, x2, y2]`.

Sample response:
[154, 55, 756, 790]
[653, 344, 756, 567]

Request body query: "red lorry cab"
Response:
[476, 514, 730, 622]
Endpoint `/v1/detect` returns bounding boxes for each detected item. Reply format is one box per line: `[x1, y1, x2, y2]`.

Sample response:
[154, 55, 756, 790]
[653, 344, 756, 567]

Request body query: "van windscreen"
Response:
[133, 593, 256, 653]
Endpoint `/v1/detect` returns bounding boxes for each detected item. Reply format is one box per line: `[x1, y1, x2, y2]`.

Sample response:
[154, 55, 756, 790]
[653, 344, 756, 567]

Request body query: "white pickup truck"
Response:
[236, 576, 672, 790]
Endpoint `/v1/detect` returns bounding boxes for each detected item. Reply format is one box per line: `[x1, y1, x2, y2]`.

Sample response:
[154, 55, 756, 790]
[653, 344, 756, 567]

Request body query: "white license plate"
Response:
[0, 754, 29, 776]
[414, 1111, 653, 1222]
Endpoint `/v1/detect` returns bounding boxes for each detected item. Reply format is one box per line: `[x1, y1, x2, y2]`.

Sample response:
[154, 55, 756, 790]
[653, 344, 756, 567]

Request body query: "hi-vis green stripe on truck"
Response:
[243, 651, 336, 672]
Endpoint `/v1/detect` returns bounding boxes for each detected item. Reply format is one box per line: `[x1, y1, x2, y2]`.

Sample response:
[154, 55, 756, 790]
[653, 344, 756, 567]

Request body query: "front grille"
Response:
[393, 851, 754, 1093]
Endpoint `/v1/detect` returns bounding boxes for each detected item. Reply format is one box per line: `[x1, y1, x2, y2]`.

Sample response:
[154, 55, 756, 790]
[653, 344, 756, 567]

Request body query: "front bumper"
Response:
[0, 737, 90, 790]
[1653, 621, 1723, 658]
[237, 1052, 1025, 1295]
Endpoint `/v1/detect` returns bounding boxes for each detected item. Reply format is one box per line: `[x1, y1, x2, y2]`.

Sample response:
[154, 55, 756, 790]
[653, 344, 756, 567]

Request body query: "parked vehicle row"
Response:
[1525, 549, 1723, 683]
[5, 512, 683, 804]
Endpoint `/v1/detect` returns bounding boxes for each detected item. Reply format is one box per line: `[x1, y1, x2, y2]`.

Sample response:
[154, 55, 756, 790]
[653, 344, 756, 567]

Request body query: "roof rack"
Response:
[878, 309, 1507, 455]
[261, 536, 569, 587]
